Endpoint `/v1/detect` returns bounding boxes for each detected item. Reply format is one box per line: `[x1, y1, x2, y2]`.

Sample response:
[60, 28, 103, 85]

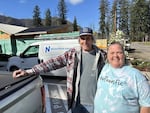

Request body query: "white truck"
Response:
[7, 39, 79, 76]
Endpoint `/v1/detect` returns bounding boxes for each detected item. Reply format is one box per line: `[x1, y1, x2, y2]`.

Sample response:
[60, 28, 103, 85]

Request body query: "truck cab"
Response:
[7, 44, 39, 71]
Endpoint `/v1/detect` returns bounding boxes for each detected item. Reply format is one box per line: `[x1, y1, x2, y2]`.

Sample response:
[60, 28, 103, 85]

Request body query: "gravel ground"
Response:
[128, 42, 150, 62]
[128, 42, 150, 79]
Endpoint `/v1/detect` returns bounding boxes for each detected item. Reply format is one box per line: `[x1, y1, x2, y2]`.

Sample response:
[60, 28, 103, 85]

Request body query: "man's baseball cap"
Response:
[79, 27, 93, 36]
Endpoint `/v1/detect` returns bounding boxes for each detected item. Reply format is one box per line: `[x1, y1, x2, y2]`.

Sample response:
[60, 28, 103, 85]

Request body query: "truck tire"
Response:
[10, 66, 19, 72]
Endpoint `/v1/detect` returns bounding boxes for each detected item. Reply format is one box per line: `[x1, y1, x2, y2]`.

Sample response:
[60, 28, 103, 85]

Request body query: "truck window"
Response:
[22, 45, 39, 58]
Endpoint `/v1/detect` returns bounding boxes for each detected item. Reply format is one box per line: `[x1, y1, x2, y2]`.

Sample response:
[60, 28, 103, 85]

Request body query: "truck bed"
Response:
[0, 74, 38, 100]
[0, 74, 44, 113]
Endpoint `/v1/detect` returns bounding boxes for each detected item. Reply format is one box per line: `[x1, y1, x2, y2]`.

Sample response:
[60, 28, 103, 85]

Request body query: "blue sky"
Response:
[0, 0, 102, 31]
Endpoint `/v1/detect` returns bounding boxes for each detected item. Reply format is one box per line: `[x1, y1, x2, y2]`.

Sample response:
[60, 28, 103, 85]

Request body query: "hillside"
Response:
[0, 15, 73, 28]
[0, 15, 27, 27]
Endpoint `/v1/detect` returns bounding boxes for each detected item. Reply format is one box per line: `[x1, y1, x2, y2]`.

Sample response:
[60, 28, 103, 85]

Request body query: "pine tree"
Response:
[99, 0, 109, 38]
[130, 0, 149, 41]
[130, 0, 137, 40]
[33, 5, 42, 27]
[73, 16, 78, 31]
[45, 8, 52, 26]
[111, 0, 118, 33]
[57, 0, 67, 25]
[118, 0, 129, 36]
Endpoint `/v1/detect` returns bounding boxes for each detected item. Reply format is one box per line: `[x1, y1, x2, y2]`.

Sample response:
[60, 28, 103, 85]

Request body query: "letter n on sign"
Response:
[45, 46, 51, 53]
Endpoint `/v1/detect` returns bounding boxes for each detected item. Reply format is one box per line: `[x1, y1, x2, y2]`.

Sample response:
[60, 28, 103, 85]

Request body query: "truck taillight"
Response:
[41, 85, 46, 113]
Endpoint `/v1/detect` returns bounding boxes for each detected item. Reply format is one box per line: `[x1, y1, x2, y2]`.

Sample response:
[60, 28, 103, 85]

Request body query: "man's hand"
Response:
[12, 69, 26, 78]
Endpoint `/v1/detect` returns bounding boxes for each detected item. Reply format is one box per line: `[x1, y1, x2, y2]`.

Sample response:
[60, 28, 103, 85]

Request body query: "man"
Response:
[94, 41, 150, 113]
[13, 27, 106, 113]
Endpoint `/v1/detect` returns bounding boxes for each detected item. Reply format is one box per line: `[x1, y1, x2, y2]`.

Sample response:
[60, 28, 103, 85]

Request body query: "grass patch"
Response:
[131, 59, 150, 71]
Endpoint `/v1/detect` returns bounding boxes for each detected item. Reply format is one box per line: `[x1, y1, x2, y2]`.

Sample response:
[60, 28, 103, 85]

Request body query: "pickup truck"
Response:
[0, 72, 45, 113]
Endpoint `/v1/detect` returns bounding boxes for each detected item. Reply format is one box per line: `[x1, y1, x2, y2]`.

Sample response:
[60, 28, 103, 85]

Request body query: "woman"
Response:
[94, 41, 150, 113]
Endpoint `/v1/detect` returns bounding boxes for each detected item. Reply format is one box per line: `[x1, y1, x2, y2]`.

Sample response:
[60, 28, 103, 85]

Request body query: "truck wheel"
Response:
[10, 66, 19, 72]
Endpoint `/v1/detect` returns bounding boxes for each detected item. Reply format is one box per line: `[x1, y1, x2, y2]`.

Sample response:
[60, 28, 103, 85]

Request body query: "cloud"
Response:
[67, 0, 84, 5]
[19, 0, 27, 4]
[0, 12, 4, 15]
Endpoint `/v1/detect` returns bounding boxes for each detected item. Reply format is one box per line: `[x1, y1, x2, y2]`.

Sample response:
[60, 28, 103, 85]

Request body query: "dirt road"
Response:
[128, 42, 150, 62]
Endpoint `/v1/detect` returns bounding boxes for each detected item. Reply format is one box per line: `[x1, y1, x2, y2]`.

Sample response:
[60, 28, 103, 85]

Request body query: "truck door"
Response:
[20, 45, 39, 70]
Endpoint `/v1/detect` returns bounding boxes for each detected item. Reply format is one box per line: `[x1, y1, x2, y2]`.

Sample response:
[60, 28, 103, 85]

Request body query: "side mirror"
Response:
[20, 53, 24, 58]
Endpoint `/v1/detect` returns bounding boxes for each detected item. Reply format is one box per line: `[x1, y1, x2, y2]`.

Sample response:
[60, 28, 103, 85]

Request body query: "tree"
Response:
[33, 5, 42, 27]
[130, 0, 137, 40]
[118, 0, 129, 36]
[144, 0, 150, 39]
[73, 16, 78, 31]
[110, 0, 129, 37]
[111, 0, 118, 33]
[57, 0, 67, 25]
[98, 0, 150, 41]
[45, 8, 52, 26]
[99, 0, 109, 38]
[130, 0, 149, 41]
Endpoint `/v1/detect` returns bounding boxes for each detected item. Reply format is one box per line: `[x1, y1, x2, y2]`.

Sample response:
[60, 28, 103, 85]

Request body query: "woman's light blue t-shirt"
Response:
[94, 64, 150, 113]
